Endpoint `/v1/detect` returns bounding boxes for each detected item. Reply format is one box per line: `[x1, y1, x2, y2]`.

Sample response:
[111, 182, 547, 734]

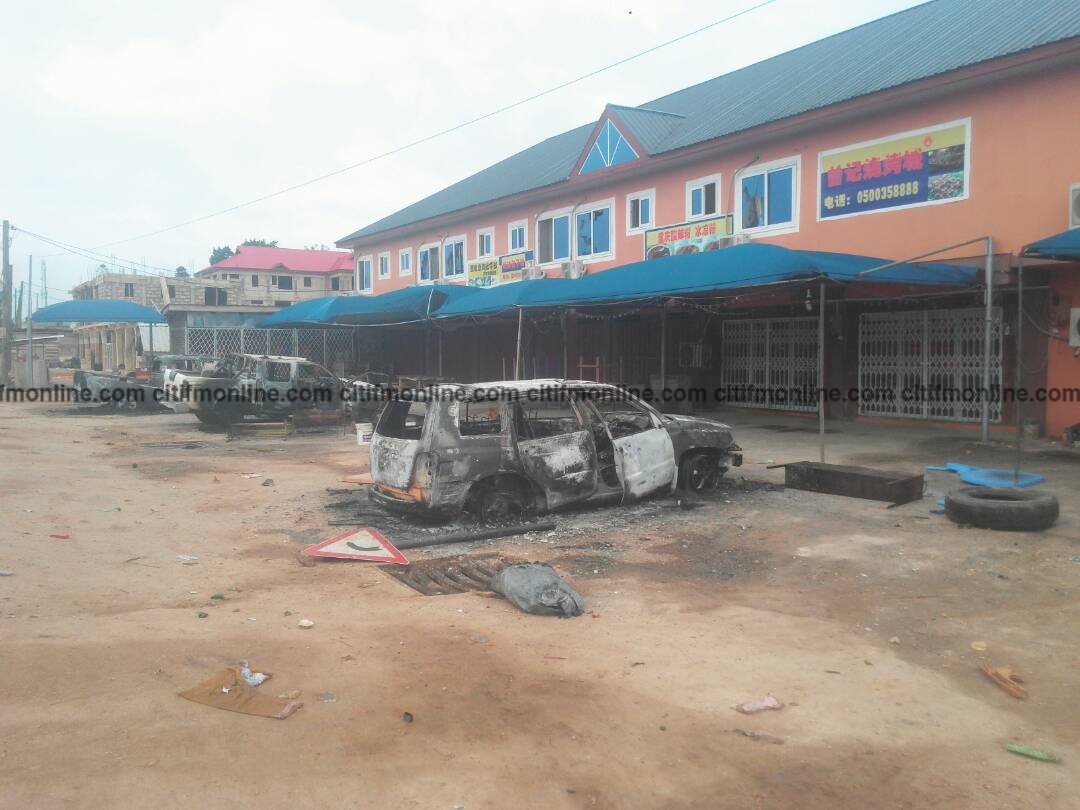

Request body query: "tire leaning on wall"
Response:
[944, 487, 1059, 532]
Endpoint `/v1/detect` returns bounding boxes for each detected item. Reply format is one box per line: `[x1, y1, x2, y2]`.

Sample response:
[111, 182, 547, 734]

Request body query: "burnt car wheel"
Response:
[679, 452, 723, 492]
[472, 480, 526, 526]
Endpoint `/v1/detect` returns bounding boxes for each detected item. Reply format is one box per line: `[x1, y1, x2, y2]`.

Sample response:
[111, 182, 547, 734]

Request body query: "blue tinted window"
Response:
[691, 187, 703, 217]
[579, 120, 639, 176]
[593, 207, 609, 253]
[639, 198, 650, 226]
[767, 167, 793, 224]
[553, 216, 569, 260]
[577, 212, 591, 256]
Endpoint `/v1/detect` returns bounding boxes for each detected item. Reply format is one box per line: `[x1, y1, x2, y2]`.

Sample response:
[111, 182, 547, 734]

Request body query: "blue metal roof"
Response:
[259, 284, 484, 327]
[338, 0, 1080, 245]
[31, 299, 166, 324]
[1023, 227, 1080, 260]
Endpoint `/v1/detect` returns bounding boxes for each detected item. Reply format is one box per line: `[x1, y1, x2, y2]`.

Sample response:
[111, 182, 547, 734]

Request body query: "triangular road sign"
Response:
[303, 528, 408, 565]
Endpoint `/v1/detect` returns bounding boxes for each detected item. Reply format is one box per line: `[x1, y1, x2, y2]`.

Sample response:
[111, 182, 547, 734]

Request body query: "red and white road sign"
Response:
[302, 528, 408, 565]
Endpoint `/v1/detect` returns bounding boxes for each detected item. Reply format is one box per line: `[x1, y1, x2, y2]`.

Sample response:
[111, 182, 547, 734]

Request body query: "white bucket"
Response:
[355, 422, 375, 446]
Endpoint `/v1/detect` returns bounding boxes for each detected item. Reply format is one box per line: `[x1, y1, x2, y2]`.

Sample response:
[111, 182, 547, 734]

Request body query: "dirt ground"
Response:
[1, 401, 1078, 809]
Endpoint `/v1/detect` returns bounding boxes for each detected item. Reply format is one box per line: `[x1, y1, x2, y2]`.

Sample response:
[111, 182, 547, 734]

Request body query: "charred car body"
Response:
[369, 380, 741, 522]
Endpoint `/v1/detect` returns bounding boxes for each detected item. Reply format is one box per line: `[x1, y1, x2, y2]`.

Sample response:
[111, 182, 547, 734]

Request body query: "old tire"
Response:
[944, 487, 1058, 531]
[679, 451, 723, 492]
[194, 405, 235, 428]
[471, 479, 527, 526]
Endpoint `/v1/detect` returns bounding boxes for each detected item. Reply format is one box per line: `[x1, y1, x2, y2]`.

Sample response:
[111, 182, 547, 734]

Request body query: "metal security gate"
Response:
[858, 307, 1002, 423]
[720, 317, 818, 411]
[185, 327, 355, 370]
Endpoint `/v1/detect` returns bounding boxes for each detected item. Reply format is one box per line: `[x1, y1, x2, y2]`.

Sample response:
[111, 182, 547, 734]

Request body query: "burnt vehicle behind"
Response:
[164, 353, 344, 426]
[368, 380, 741, 523]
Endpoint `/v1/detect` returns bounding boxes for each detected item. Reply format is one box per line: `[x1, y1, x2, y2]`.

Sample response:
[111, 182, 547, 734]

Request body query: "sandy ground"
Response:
[0, 401, 1078, 809]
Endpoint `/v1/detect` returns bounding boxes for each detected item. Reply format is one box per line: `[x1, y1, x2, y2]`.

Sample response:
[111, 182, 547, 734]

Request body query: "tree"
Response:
[209, 245, 234, 265]
[174, 266, 190, 278]
[240, 239, 278, 248]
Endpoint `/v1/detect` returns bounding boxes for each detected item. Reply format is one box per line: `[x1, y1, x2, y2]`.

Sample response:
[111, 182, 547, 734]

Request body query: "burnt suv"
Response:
[368, 380, 741, 523]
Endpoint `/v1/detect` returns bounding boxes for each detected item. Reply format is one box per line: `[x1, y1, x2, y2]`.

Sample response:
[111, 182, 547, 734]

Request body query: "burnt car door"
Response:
[589, 395, 677, 499]
[295, 362, 339, 411]
[512, 395, 598, 510]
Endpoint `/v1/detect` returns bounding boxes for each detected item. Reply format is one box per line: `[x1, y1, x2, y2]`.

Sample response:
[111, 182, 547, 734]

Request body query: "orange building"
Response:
[337, 0, 1080, 438]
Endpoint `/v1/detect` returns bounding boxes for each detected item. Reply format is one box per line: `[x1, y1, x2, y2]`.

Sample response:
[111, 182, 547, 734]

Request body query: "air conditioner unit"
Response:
[1071, 184, 1080, 229]
[523, 261, 545, 280]
[561, 260, 586, 279]
[1069, 308, 1080, 348]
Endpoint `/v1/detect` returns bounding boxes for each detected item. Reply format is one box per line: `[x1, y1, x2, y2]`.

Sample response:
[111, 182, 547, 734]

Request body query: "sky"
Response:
[0, 0, 923, 305]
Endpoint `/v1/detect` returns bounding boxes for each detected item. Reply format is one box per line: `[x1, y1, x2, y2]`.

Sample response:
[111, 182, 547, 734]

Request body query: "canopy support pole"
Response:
[980, 236, 993, 443]
[561, 311, 568, 378]
[659, 300, 668, 395]
[1014, 254, 1024, 484]
[818, 281, 826, 463]
[514, 307, 524, 381]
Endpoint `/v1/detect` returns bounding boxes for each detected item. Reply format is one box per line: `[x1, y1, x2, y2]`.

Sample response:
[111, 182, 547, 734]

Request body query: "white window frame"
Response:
[377, 251, 390, 279]
[574, 197, 616, 263]
[537, 206, 573, 266]
[398, 247, 412, 277]
[735, 155, 801, 236]
[418, 242, 440, 285]
[626, 188, 656, 235]
[685, 174, 722, 221]
[442, 234, 467, 281]
[476, 227, 495, 259]
[356, 254, 373, 294]
[507, 219, 528, 252]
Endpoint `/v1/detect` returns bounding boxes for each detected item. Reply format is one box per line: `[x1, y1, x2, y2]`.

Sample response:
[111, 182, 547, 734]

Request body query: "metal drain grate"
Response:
[381, 553, 522, 596]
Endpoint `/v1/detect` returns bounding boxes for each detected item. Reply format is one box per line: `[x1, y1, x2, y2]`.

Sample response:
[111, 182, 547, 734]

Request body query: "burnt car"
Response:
[368, 380, 741, 523]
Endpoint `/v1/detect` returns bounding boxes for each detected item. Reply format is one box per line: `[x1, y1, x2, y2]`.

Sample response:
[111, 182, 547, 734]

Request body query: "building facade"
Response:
[336, 0, 1080, 437]
[196, 245, 355, 307]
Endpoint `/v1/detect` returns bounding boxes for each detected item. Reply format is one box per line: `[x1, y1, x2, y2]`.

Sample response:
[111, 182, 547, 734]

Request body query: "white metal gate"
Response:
[720, 317, 818, 411]
[185, 327, 355, 371]
[858, 307, 1002, 423]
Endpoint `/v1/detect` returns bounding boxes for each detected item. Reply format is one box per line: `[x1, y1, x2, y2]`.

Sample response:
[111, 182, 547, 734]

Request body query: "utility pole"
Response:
[15, 282, 24, 330]
[1, 220, 12, 385]
[41, 260, 47, 308]
[26, 255, 33, 386]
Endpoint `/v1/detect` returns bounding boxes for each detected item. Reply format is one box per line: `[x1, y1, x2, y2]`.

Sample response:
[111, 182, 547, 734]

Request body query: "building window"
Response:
[123, 283, 135, 297]
[537, 211, 571, 264]
[378, 252, 390, 279]
[303, 276, 312, 287]
[250, 274, 259, 287]
[167, 284, 176, 299]
[737, 157, 798, 232]
[204, 288, 227, 305]
[476, 228, 494, 258]
[576, 200, 613, 259]
[508, 220, 527, 252]
[276, 275, 293, 290]
[418, 244, 440, 283]
[579, 119, 639, 175]
[331, 277, 340, 291]
[686, 175, 721, 220]
[357, 255, 373, 293]
[626, 189, 654, 233]
[399, 248, 412, 277]
[443, 236, 466, 279]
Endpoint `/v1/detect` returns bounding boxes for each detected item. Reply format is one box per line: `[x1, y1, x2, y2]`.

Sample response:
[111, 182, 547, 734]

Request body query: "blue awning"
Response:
[434, 243, 977, 318]
[31, 299, 165, 324]
[1023, 228, 1080, 260]
[258, 284, 484, 327]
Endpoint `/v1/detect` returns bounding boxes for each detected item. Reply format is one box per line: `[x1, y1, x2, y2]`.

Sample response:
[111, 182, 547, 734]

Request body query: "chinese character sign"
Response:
[644, 215, 733, 260]
[817, 120, 969, 220]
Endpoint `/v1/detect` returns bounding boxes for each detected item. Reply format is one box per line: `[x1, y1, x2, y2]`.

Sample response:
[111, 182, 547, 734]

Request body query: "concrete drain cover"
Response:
[381, 553, 522, 596]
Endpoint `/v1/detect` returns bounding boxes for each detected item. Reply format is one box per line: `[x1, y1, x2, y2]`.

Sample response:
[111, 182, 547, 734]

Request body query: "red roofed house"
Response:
[195, 245, 356, 307]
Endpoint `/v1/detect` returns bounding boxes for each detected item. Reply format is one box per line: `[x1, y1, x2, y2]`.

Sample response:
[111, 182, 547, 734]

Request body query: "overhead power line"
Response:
[89, 0, 778, 250]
